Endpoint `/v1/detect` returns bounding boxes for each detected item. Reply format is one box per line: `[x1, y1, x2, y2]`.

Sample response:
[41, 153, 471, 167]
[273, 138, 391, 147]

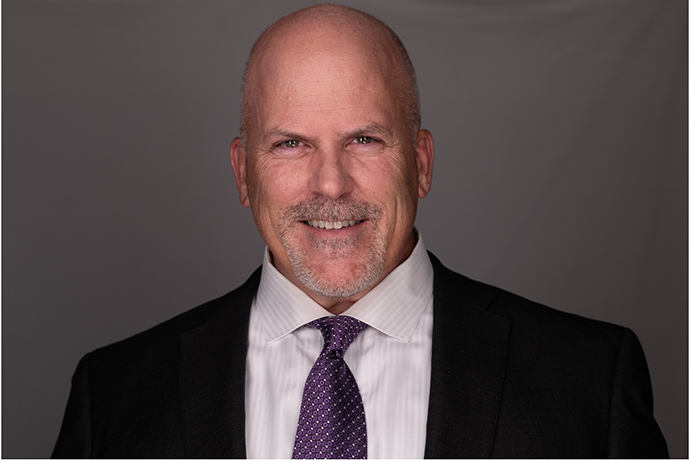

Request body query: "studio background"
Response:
[3, 0, 686, 457]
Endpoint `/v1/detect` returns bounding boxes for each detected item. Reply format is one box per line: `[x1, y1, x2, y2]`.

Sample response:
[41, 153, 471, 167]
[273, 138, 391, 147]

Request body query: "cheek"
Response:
[367, 153, 418, 200]
[247, 158, 308, 209]
[382, 155, 420, 229]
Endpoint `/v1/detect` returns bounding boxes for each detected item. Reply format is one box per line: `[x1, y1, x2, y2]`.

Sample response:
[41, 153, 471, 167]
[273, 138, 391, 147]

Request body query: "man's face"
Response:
[231, 31, 433, 310]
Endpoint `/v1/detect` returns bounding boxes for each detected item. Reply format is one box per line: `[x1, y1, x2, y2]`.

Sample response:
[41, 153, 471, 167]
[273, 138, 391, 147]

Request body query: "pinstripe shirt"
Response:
[245, 235, 434, 458]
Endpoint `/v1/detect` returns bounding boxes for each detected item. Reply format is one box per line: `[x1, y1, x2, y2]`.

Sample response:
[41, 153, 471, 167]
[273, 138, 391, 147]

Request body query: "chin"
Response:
[286, 243, 387, 301]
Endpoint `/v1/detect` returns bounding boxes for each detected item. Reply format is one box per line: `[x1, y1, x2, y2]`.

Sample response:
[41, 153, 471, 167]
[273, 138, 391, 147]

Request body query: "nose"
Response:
[307, 147, 355, 200]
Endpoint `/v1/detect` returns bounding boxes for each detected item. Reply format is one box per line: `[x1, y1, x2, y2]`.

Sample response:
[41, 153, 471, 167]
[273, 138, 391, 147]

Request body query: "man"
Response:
[53, 4, 668, 458]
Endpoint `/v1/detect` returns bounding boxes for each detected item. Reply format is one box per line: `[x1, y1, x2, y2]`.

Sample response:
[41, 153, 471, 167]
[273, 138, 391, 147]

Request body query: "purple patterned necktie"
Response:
[292, 315, 368, 459]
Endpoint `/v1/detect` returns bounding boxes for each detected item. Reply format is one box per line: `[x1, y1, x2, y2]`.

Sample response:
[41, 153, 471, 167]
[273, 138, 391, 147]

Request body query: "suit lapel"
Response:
[424, 254, 510, 458]
[178, 268, 260, 458]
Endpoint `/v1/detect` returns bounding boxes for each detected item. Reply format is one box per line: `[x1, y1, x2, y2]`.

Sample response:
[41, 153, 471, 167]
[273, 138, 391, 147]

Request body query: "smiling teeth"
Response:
[306, 220, 358, 229]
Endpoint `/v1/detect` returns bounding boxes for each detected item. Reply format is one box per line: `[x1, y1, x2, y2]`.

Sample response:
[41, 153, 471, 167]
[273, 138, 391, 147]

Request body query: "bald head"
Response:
[229, 4, 435, 309]
[240, 4, 420, 147]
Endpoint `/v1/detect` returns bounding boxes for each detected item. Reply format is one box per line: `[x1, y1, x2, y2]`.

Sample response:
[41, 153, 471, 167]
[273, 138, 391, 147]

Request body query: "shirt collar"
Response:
[254, 232, 433, 344]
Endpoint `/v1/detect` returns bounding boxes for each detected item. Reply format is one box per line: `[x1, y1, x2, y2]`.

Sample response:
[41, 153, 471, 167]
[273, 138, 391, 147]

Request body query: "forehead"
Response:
[248, 27, 404, 132]
[266, 50, 387, 101]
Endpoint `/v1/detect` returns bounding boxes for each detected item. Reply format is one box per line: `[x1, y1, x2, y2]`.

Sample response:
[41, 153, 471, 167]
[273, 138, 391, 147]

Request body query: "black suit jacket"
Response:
[52, 253, 668, 458]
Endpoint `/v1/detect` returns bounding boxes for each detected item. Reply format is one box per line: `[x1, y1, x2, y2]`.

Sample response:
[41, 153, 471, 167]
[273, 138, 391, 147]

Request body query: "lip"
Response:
[304, 219, 363, 230]
[300, 219, 366, 234]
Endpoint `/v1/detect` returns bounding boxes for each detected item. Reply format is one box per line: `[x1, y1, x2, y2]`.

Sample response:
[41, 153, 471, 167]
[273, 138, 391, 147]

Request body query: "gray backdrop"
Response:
[3, 0, 687, 458]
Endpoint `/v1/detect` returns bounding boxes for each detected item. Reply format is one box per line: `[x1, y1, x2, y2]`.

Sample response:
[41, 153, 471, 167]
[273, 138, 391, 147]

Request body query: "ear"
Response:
[230, 137, 251, 208]
[415, 129, 434, 198]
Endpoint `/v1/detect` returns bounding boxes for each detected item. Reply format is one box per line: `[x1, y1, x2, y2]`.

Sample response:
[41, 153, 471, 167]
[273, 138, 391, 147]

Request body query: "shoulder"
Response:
[426, 255, 666, 456]
[429, 251, 627, 354]
[83, 266, 261, 377]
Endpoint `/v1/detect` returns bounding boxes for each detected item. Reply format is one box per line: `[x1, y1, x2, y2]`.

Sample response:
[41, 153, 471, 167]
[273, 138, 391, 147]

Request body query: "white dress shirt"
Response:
[245, 235, 434, 459]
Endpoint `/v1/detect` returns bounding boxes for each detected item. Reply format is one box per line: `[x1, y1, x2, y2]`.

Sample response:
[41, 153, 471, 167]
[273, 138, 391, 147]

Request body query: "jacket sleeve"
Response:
[607, 328, 668, 458]
[52, 354, 92, 458]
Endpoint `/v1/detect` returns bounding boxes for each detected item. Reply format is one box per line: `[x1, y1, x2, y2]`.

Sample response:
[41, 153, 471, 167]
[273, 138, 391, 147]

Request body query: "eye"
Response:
[353, 136, 373, 144]
[272, 138, 308, 156]
[282, 139, 302, 148]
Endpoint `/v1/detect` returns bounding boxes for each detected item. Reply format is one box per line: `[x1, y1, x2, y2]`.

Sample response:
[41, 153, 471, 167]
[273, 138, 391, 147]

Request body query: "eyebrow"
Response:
[263, 130, 306, 142]
[263, 124, 390, 143]
[343, 124, 388, 139]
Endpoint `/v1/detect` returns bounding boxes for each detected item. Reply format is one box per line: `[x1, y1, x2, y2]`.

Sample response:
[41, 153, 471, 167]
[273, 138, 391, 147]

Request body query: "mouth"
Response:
[304, 219, 364, 230]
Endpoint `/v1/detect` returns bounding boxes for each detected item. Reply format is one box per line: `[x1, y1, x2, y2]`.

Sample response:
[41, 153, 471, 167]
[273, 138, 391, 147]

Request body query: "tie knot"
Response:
[307, 316, 367, 355]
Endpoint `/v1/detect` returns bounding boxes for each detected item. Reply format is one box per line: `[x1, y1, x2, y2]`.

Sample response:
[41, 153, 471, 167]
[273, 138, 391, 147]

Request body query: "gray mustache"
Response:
[285, 197, 383, 222]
